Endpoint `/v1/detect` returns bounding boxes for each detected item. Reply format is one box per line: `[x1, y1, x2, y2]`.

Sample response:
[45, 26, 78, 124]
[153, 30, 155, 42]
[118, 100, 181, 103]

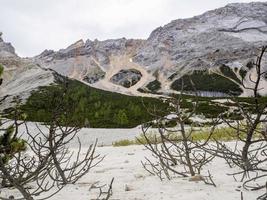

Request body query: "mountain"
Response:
[35, 2, 267, 96]
[0, 32, 55, 110]
[1, 2, 267, 127]
[1, 2, 267, 106]
[0, 34, 168, 128]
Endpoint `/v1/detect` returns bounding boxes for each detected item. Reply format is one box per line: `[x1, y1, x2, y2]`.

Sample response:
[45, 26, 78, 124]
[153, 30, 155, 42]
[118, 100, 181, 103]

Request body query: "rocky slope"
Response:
[2, 2, 267, 103]
[35, 38, 148, 95]
[34, 2, 267, 97]
[0, 33, 55, 110]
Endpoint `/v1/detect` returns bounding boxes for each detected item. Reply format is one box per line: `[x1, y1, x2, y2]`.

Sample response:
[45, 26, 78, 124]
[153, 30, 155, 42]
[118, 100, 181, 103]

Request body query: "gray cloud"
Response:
[0, 0, 264, 57]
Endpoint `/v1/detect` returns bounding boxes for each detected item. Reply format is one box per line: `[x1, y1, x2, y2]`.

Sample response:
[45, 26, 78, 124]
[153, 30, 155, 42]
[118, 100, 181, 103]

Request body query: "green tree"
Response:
[0, 125, 26, 164]
[0, 68, 26, 163]
[115, 109, 129, 125]
[94, 111, 99, 118]
[103, 104, 111, 119]
[20, 78, 169, 128]
[0, 70, 27, 186]
[130, 104, 142, 117]
[84, 118, 90, 127]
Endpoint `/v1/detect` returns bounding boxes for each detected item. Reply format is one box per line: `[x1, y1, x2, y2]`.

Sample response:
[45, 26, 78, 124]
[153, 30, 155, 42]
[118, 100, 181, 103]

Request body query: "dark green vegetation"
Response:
[18, 77, 169, 128]
[169, 93, 267, 120]
[110, 69, 142, 88]
[137, 79, 162, 94]
[12, 75, 266, 127]
[219, 65, 241, 84]
[0, 125, 26, 163]
[3, 65, 265, 128]
[0, 67, 26, 166]
[145, 79, 161, 92]
[171, 68, 243, 96]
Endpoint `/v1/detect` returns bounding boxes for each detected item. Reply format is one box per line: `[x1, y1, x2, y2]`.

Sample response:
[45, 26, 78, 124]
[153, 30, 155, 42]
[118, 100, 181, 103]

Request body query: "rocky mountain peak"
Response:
[32, 2, 267, 97]
[2, 2, 267, 99]
[135, 2, 267, 72]
[64, 39, 85, 52]
[0, 33, 17, 58]
[0, 34, 56, 110]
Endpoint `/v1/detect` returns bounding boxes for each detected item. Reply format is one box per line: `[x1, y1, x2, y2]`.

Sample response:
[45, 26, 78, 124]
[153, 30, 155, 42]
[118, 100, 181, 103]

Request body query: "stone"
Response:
[189, 175, 205, 182]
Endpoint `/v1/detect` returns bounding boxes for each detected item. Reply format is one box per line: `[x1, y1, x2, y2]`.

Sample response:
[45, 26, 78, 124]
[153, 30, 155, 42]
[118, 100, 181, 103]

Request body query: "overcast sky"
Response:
[0, 0, 265, 57]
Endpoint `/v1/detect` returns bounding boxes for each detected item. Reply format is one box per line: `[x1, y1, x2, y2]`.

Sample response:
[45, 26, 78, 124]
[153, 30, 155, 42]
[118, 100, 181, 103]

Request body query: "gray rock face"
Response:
[35, 38, 144, 86]
[33, 2, 267, 96]
[134, 2, 267, 77]
[38, 38, 143, 67]
[1, 2, 266, 99]
[110, 69, 142, 88]
[39, 49, 54, 58]
[0, 33, 17, 58]
[0, 36, 55, 110]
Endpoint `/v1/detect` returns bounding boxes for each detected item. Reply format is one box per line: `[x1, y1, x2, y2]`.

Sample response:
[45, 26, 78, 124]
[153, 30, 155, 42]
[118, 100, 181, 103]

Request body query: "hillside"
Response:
[17, 77, 169, 128]
[35, 2, 267, 96]
[1, 2, 267, 128]
[0, 32, 55, 110]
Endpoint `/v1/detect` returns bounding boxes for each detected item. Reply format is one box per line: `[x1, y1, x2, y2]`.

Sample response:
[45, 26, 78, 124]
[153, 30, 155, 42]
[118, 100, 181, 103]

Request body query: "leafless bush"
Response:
[208, 46, 267, 197]
[0, 80, 103, 199]
[0, 112, 103, 200]
[256, 182, 267, 200]
[140, 86, 217, 186]
[30, 119, 103, 185]
[90, 178, 114, 200]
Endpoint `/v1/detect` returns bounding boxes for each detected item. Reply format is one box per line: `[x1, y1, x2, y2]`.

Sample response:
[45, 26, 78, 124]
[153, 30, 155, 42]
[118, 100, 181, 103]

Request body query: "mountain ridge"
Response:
[33, 2, 267, 96]
[1, 1, 267, 104]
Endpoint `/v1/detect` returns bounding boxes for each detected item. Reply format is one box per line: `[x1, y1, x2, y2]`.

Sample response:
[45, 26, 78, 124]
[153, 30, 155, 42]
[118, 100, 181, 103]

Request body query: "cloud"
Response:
[0, 0, 265, 57]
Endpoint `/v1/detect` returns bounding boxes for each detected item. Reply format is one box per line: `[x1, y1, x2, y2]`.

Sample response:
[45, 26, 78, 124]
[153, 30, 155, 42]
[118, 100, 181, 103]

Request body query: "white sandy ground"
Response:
[55, 145, 263, 200]
[0, 123, 265, 200]
[10, 121, 205, 147]
[2, 145, 263, 200]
